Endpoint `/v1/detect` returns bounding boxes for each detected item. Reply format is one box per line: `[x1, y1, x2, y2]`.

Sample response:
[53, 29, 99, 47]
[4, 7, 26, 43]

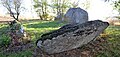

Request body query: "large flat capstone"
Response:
[36, 20, 109, 54]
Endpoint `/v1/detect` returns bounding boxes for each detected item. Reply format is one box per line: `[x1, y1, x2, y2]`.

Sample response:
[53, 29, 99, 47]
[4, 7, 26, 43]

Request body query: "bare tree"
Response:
[1, 0, 22, 21]
[1, 0, 26, 45]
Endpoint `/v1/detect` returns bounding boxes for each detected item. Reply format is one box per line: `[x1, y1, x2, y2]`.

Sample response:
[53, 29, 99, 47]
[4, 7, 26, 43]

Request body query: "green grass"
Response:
[96, 25, 120, 57]
[23, 21, 65, 41]
[0, 50, 33, 57]
[0, 21, 120, 57]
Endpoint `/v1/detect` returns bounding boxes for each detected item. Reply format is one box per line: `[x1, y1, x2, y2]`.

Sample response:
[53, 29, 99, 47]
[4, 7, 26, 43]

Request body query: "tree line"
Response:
[0, 0, 120, 21]
[33, 0, 80, 20]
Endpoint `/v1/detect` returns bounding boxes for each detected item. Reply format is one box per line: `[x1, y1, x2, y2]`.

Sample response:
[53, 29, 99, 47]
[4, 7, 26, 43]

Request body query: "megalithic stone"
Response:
[36, 20, 109, 54]
[64, 7, 88, 24]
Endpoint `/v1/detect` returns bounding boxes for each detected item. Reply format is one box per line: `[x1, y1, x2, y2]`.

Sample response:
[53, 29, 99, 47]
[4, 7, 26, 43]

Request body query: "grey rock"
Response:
[55, 13, 64, 20]
[65, 7, 88, 24]
[36, 20, 109, 54]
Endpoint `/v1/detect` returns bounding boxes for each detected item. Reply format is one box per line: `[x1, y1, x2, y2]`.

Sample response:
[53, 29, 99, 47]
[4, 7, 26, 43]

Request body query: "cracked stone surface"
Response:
[36, 20, 109, 54]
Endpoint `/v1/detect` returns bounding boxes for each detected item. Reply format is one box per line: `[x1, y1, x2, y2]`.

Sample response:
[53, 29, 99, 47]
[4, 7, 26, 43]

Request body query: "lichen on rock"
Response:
[36, 20, 109, 54]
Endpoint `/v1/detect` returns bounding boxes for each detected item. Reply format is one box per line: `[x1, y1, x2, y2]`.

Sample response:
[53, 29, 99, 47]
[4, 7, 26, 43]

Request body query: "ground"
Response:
[0, 20, 120, 57]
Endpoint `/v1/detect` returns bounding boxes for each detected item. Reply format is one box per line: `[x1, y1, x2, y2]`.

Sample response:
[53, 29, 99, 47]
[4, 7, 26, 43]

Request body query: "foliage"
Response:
[0, 20, 65, 57]
[51, 0, 71, 15]
[33, 0, 50, 20]
[0, 34, 11, 47]
[0, 24, 10, 47]
[33, 0, 72, 20]
[104, 0, 120, 14]
[33, 0, 91, 21]
[0, 24, 9, 35]
[9, 20, 25, 45]
[113, 0, 120, 14]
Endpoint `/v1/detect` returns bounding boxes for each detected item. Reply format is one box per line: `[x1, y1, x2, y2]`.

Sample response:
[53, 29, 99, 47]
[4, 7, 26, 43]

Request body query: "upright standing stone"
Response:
[65, 7, 88, 24]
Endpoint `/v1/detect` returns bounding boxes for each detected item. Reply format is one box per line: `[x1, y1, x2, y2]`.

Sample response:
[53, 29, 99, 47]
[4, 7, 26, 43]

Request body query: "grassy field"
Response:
[96, 25, 120, 57]
[0, 20, 120, 57]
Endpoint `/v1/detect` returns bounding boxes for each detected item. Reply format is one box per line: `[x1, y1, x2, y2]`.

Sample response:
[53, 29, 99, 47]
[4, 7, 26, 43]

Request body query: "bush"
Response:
[0, 34, 11, 47]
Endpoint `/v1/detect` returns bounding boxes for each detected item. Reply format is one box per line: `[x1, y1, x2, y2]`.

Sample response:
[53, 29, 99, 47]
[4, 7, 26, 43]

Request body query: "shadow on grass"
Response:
[26, 21, 65, 28]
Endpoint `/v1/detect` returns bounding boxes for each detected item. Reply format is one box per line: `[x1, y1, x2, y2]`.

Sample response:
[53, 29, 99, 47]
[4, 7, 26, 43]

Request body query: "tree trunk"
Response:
[16, 12, 20, 21]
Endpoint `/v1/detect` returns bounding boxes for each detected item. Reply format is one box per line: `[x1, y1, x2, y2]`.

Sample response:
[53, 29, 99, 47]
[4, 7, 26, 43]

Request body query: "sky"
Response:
[89, 0, 118, 21]
[88, 0, 113, 21]
[0, 0, 119, 20]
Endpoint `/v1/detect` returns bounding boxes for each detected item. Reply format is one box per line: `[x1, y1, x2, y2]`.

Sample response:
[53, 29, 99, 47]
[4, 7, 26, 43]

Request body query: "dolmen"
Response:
[36, 20, 109, 54]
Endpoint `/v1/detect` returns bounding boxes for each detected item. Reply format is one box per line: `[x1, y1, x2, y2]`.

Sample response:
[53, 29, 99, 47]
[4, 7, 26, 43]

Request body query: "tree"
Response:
[51, 0, 70, 15]
[51, 0, 71, 21]
[113, 0, 120, 14]
[103, 0, 120, 14]
[1, 0, 23, 21]
[33, 0, 49, 20]
[1, 0, 25, 45]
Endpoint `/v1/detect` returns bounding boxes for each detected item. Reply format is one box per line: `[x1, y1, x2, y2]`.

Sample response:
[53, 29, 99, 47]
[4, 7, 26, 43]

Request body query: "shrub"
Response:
[0, 34, 11, 47]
